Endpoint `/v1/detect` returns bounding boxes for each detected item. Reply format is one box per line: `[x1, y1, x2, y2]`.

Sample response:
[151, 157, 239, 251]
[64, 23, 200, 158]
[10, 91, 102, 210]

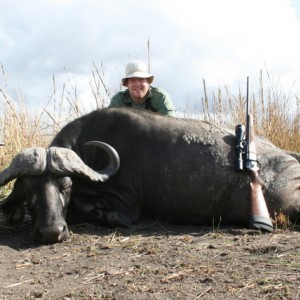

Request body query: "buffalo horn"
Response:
[0, 147, 47, 186]
[47, 142, 120, 182]
[84, 140, 120, 177]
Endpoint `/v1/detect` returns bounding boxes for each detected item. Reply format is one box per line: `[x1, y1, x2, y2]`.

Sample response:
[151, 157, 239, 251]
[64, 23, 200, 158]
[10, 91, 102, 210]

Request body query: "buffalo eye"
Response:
[59, 184, 71, 194]
[59, 186, 72, 199]
[58, 178, 72, 194]
[58, 178, 72, 207]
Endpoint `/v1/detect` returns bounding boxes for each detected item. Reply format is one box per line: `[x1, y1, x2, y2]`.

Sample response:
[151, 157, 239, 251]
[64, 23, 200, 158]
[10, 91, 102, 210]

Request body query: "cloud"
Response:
[1, 0, 300, 111]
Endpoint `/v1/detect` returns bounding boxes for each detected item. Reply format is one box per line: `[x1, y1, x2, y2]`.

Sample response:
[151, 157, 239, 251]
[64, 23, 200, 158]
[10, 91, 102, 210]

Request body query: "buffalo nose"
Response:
[37, 223, 69, 243]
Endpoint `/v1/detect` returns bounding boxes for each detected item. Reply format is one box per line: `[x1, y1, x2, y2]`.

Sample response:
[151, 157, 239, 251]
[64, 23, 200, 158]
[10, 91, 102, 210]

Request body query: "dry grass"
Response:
[197, 71, 300, 153]
[0, 66, 300, 172]
[274, 211, 296, 231]
[0, 63, 111, 169]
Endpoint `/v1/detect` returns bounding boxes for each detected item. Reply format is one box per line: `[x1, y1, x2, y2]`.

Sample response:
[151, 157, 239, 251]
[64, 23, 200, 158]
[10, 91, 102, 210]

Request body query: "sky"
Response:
[1, 0, 300, 114]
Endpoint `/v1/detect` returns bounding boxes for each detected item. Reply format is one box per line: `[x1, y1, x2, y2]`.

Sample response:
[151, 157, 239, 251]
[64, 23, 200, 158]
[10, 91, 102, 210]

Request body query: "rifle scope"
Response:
[235, 124, 245, 172]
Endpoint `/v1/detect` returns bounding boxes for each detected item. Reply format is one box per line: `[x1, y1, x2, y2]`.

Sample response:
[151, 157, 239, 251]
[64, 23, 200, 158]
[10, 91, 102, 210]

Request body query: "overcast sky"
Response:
[1, 0, 300, 113]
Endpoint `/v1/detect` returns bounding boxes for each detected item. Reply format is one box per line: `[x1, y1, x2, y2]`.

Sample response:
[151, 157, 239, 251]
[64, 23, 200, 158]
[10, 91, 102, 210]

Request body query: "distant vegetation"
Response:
[0, 65, 300, 173]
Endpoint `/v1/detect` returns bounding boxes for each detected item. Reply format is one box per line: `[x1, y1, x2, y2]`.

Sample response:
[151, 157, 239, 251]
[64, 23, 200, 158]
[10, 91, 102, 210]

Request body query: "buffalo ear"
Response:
[0, 179, 25, 223]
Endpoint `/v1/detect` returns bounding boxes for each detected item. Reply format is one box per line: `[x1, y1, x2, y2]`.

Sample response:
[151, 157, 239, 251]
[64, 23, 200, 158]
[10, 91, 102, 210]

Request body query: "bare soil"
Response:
[0, 217, 299, 300]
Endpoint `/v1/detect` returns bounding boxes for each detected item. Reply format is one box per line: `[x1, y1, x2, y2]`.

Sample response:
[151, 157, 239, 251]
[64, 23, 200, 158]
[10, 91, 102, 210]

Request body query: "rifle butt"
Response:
[249, 180, 273, 232]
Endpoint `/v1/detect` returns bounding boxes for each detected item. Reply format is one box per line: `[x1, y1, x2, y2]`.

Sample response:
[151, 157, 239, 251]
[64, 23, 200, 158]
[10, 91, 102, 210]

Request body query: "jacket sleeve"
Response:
[108, 92, 125, 108]
[156, 92, 175, 117]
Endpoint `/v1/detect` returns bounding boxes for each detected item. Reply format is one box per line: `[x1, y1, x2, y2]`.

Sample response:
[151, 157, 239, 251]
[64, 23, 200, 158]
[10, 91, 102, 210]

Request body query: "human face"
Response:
[127, 77, 150, 103]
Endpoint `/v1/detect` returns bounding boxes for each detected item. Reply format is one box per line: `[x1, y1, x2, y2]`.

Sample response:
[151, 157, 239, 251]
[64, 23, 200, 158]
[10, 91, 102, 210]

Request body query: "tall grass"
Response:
[0, 63, 111, 169]
[0, 65, 300, 173]
[198, 70, 300, 152]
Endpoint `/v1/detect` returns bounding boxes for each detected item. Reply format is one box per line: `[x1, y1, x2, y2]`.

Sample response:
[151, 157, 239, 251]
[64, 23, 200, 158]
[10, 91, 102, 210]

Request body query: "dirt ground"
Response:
[0, 216, 299, 300]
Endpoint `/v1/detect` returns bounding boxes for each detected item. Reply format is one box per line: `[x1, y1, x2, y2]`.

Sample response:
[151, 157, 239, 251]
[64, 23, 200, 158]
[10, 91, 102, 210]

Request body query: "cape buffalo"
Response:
[0, 107, 299, 243]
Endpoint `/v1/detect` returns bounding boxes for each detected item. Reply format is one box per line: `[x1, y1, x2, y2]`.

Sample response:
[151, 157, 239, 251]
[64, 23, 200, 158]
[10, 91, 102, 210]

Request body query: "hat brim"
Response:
[122, 72, 154, 86]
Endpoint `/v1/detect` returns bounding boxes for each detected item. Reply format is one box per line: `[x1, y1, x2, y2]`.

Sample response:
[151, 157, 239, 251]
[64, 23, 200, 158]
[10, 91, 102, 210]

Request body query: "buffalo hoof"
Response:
[249, 215, 273, 233]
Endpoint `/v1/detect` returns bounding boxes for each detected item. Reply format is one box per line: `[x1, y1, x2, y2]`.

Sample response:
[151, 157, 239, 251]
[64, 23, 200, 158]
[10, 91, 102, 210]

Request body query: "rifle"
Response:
[235, 77, 273, 232]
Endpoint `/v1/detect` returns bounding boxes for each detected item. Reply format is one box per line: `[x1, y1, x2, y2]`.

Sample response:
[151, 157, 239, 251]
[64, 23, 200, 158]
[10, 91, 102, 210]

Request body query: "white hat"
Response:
[122, 60, 154, 86]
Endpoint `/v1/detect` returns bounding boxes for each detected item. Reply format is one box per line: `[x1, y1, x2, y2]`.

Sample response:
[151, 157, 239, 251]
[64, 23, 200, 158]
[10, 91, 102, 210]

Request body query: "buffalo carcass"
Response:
[0, 107, 299, 243]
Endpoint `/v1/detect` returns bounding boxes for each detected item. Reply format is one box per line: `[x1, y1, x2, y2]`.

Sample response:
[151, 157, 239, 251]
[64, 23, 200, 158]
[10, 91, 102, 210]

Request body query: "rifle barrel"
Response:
[245, 76, 250, 150]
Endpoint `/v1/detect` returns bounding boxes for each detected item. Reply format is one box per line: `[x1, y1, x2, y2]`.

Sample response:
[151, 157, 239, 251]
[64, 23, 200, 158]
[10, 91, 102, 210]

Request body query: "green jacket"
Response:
[108, 86, 175, 117]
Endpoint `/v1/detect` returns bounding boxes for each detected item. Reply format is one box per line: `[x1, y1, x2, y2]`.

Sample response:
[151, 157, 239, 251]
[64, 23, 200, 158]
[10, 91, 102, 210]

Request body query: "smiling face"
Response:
[126, 77, 150, 103]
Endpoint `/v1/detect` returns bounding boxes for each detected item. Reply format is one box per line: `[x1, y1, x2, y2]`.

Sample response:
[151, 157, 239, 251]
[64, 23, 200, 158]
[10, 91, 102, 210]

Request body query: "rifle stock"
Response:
[247, 113, 273, 232]
[235, 77, 273, 232]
